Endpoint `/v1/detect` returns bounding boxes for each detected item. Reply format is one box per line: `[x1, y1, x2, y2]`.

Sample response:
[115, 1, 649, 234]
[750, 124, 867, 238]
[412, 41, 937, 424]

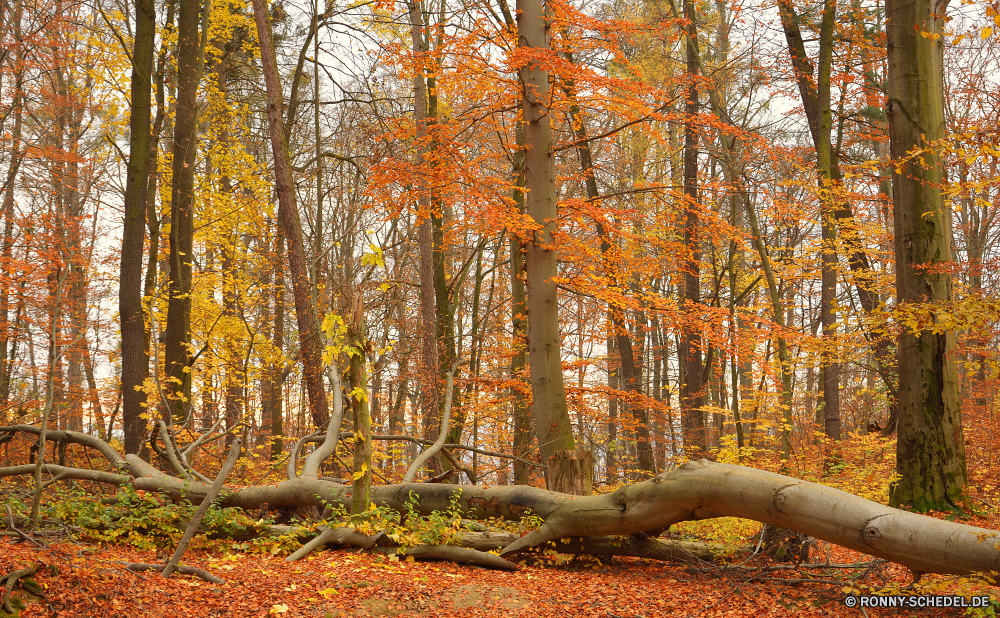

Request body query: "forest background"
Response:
[2, 0, 1000, 611]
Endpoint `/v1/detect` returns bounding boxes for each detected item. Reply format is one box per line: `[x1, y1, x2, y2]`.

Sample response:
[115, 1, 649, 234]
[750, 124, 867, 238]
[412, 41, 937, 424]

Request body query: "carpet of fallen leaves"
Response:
[3, 534, 996, 618]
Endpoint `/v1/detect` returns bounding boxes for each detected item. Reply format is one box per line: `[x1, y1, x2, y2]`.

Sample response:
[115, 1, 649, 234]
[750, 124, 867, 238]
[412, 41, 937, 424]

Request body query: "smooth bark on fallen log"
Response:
[0, 464, 129, 486]
[0, 425, 127, 467]
[113, 460, 1000, 574]
[2, 426, 998, 577]
[496, 459, 1000, 576]
[125, 563, 224, 584]
[374, 545, 519, 571]
[286, 526, 382, 562]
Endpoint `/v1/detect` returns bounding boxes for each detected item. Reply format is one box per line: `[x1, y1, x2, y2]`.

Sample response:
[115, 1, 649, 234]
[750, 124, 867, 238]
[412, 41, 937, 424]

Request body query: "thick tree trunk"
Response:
[546, 450, 593, 495]
[517, 0, 576, 468]
[252, 0, 330, 430]
[885, 0, 966, 510]
[119, 0, 156, 452]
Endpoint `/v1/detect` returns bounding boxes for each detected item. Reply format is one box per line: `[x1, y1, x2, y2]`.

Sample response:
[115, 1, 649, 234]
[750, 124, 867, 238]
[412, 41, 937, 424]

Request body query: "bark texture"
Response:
[679, 0, 705, 457]
[885, 0, 966, 510]
[517, 0, 576, 466]
[163, 0, 200, 423]
[119, 0, 156, 451]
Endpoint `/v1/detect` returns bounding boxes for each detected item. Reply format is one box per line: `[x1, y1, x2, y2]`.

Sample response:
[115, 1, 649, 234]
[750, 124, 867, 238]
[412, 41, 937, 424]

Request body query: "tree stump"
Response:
[546, 450, 593, 495]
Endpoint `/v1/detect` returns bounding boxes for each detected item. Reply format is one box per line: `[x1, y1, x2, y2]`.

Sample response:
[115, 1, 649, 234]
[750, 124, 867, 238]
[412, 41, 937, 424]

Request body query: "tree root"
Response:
[1, 565, 42, 614]
[2, 507, 43, 549]
[125, 563, 224, 584]
[374, 545, 520, 571]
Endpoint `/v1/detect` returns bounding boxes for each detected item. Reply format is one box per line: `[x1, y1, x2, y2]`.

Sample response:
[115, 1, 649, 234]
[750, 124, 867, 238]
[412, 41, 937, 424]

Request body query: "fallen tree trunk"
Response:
[125, 563, 224, 584]
[2, 426, 999, 575]
[454, 531, 742, 564]
[205, 461, 1000, 575]
[262, 527, 738, 565]
[373, 545, 520, 571]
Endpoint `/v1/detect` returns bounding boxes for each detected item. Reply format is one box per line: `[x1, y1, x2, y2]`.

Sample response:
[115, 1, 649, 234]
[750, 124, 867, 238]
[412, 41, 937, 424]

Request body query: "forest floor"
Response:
[4, 432, 1000, 617]
[3, 530, 997, 618]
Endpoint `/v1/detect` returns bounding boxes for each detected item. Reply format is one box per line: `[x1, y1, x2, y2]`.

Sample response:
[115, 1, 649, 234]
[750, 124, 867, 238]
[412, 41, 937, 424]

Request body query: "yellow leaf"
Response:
[982, 26, 993, 39]
[270, 604, 289, 614]
[319, 587, 339, 598]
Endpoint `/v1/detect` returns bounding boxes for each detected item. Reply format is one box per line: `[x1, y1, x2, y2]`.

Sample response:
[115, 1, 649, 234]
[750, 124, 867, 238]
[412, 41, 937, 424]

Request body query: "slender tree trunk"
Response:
[163, 0, 201, 424]
[119, 0, 156, 451]
[407, 1, 442, 473]
[429, 46, 456, 462]
[561, 64, 653, 475]
[266, 223, 287, 460]
[517, 0, 576, 472]
[214, 55, 244, 446]
[63, 68, 87, 433]
[82, 344, 104, 439]
[885, 0, 966, 510]
[815, 0, 840, 441]
[510, 138, 533, 485]
[607, 334, 619, 482]
[1, 60, 24, 413]
[726, 191, 745, 453]
[744, 191, 795, 459]
[680, 0, 705, 457]
[777, 0, 894, 422]
[349, 301, 372, 513]
[252, 0, 330, 429]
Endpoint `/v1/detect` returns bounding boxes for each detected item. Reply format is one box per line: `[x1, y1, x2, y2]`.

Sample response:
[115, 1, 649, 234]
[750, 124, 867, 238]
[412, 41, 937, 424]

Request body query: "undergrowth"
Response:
[2, 483, 544, 558]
